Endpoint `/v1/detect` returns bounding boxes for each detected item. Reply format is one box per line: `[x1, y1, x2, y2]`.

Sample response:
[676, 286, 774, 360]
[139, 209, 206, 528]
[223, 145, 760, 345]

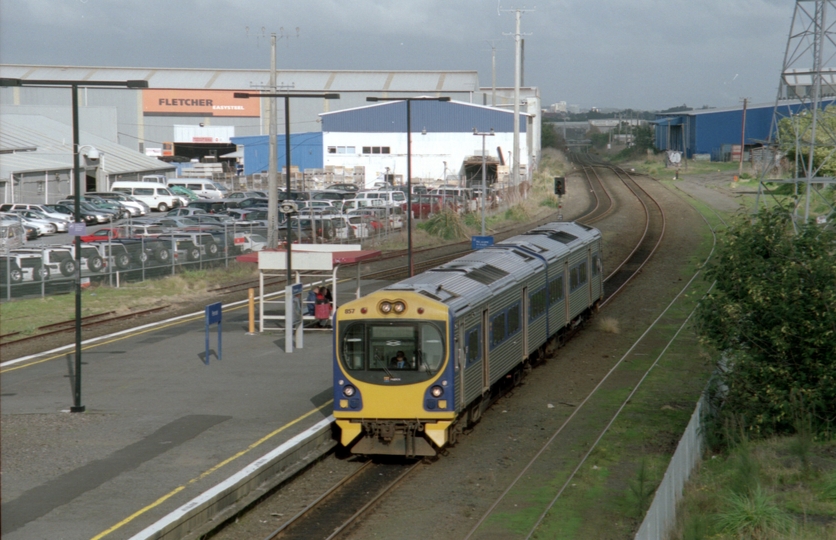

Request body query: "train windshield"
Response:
[340, 321, 445, 384]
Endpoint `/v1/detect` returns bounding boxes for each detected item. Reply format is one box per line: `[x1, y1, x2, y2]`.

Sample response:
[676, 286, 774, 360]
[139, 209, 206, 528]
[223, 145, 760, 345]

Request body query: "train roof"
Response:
[385, 221, 601, 314]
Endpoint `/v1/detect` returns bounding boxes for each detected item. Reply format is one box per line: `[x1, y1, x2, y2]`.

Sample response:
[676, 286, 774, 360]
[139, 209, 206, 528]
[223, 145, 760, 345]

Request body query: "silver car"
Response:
[7, 210, 56, 235]
[13, 209, 69, 232]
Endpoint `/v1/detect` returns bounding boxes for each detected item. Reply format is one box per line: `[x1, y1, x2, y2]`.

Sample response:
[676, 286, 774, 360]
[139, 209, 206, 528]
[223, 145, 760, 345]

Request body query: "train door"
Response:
[564, 260, 571, 322]
[521, 286, 529, 359]
[457, 321, 467, 410]
[586, 248, 593, 307]
[481, 309, 490, 393]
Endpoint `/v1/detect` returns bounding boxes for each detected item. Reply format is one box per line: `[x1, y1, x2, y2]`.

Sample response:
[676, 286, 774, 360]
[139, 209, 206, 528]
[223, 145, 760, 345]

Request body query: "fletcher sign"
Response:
[143, 89, 260, 117]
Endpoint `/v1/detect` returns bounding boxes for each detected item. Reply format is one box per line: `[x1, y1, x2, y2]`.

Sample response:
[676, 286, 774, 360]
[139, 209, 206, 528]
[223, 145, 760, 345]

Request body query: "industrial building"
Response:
[0, 64, 539, 202]
[320, 99, 530, 188]
[653, 98, 836, 161]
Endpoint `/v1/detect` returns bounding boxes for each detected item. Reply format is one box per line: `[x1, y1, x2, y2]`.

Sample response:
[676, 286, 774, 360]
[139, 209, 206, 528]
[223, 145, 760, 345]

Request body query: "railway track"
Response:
[264, 460, 420, 540]
[205, 158, 673, 540]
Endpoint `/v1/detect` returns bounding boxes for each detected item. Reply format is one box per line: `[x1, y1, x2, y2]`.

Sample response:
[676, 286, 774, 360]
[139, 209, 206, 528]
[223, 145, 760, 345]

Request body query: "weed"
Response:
[681, 514, 708, 540]
[789, 391, 815, 478]
[540, 194, 561, 209]
[596, 317, 620, 334]
[417, 210, 471, 240]
[628, 459, 655, 519]
[503, 204, 529, 222]
[715, 486, 793, 537]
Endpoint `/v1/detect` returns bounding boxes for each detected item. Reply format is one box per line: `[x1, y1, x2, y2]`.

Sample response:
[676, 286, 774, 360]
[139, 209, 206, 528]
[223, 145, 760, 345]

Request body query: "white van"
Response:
[110, 181, 181, 212]
[353, 190, 407, 207]
[167, 178, 228, 200]
[140, 174, 169, 184]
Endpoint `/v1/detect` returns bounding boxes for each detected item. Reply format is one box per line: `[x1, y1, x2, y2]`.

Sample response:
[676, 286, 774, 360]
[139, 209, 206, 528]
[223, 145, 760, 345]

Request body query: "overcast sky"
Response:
[0, 0, 792, 111]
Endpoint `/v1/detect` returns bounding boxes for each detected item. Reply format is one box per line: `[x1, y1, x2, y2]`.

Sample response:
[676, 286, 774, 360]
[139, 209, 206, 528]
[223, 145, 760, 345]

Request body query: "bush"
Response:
[417, 210, 471, 240]
[696, 208, 836, 439]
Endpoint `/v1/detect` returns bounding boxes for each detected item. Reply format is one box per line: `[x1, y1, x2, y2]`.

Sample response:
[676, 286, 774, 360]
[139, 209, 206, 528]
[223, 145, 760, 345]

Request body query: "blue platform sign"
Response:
[471, 235, 494, 250]
[204, 302, 222, 364]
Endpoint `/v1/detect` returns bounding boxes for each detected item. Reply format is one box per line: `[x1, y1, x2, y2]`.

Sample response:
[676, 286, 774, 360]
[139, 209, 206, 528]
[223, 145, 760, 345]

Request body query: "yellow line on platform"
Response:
[91, 400, 333, 540]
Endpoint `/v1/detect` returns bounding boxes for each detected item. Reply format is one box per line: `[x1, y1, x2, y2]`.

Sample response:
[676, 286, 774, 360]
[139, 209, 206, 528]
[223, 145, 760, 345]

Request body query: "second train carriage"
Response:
[333, 221, 603, 456]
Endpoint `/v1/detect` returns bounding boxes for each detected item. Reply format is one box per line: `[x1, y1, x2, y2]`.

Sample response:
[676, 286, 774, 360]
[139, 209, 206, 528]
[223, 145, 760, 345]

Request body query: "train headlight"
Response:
[379, 301, 392, 314]
[393, 301, 406, 313]
[343, 385, 356, 397]
[430, 385, 444, 398]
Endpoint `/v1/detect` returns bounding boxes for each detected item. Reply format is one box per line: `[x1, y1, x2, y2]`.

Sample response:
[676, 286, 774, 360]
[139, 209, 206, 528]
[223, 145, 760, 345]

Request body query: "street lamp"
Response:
[234, 92, 339, 284]
[473, 128, 495, 236]
[366, 96, 451, 277]
[0, 77, 149, 413]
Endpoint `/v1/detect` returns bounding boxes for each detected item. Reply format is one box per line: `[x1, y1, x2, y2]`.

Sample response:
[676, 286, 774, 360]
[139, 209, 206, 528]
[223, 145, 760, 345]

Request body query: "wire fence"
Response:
[634, 395, 705, 540]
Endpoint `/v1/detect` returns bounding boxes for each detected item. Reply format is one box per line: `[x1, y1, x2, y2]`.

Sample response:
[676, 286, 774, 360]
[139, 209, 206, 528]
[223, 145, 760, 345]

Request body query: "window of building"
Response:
[328, 146, 356, 154]
[361, 146, 390, 155]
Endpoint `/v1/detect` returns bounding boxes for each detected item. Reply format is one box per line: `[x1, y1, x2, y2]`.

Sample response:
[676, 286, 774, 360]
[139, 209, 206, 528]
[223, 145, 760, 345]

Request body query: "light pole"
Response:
[473, 128, 495, 236]
[234, 92, 339, 284]
[0, 77, 148, 413]
[366, 96, 450, 277]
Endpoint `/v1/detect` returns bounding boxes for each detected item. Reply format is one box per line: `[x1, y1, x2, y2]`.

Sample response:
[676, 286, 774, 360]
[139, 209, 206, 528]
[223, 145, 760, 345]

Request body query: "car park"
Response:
[232, 197, 268, 209]
[312, 190, 355, 201]
[167, 231, 221, 259]
[168, 185, 201, 203]
[188, 200, 228, 214]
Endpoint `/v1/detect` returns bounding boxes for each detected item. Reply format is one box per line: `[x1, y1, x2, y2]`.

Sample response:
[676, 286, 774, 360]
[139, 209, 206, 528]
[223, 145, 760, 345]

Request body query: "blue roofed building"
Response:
[654, 99, 836, 161]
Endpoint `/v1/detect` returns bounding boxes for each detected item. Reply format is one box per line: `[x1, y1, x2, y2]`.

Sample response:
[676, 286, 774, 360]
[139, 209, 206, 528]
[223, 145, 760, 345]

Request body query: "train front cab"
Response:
[333, 291, 456, 456]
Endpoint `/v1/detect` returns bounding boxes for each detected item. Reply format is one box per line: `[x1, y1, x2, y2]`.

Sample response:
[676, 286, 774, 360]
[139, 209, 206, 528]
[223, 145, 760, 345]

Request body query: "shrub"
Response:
[696, 208, 836, 438]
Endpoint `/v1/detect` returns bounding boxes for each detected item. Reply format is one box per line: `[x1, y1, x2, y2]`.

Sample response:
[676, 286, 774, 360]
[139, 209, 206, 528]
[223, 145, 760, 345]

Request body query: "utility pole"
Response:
[738, 98, 748, 176]
[502, 7, 532, 192]
[486, 40, 498, 107]
[267, 33, 278, 248]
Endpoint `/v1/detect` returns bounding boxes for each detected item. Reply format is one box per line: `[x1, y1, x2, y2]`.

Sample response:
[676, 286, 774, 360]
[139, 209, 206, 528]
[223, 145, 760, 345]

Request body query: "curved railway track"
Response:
[206, 157, 673, 540]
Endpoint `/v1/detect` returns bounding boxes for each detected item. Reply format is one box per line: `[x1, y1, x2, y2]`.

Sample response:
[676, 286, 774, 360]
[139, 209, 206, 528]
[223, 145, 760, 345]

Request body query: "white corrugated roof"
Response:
[0, 114, 174, 180]
[0, 64, 480, 93]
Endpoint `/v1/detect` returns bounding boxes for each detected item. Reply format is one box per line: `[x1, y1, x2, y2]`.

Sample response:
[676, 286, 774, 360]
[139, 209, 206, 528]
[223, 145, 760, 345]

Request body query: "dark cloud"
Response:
[0, 0, 791, 110]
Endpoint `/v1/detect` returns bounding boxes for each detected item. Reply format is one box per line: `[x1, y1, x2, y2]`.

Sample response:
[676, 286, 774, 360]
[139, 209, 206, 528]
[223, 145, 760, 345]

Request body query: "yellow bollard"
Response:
[248, 288, 255, 334]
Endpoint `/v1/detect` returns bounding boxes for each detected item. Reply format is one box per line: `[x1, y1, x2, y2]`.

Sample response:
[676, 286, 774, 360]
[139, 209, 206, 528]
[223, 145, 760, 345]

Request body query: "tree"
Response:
[696, 208, 836, 437]
[778, 105, 836, 177]
[541, 122, 565, 150]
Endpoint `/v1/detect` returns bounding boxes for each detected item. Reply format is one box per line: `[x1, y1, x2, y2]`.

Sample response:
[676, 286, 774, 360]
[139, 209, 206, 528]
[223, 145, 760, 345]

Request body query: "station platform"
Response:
[0, 279, 391, 540]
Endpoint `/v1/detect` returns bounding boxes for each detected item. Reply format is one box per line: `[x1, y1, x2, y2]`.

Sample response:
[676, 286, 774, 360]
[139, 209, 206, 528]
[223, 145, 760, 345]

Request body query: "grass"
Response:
[1, 262, 259, 337]
[671, 437, 836, 540]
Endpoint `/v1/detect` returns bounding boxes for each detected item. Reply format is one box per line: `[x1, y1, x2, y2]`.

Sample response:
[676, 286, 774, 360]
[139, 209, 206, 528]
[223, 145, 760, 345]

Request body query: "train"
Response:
[333, 221, 604, 456]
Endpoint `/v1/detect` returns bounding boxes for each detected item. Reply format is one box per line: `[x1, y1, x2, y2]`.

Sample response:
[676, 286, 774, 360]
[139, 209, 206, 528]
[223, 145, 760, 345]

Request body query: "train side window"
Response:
[592, 253, 600, 276]
[529, 287, 547, 320]
[580, 261, 588, 285]
[508, 304, 521, 335]
[490, 313, 506, 348]
[549, 275, 565, 302]
[465, 327, 480, 366]
[570, 262, 587, 292]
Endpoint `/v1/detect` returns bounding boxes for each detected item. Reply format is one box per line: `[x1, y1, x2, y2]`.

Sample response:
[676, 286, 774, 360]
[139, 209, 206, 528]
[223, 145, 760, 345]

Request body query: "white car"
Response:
[233, 232, 268, 253]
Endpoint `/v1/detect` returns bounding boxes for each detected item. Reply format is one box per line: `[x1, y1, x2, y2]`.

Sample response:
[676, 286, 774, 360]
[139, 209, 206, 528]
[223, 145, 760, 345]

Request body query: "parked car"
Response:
[56, 200, 114, 223]
[168, 185, 201, 202]
[2, 251, 48, 282]
[233, 232, 268, 253]
[87, 192, 149, 216]
[11, 209, 69, 232]
[47, 203, 102, 224]
[329, 215, 357, 240]
[325, 183, 360, 192]
[11, 247, 77, 277]
[311, 190, 355, 201]
[0, 216, 27, 252]
[0, 203, 73, 222]
[188, 200, 228, 214]
[10, 212, 55, 236]
[290, 217, 336, 242]
[53, 243, 106, 273]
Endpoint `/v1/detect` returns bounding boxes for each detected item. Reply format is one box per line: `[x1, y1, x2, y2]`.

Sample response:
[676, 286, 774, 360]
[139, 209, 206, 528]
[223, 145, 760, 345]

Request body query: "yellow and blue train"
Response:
[333, 221, 603, 456]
